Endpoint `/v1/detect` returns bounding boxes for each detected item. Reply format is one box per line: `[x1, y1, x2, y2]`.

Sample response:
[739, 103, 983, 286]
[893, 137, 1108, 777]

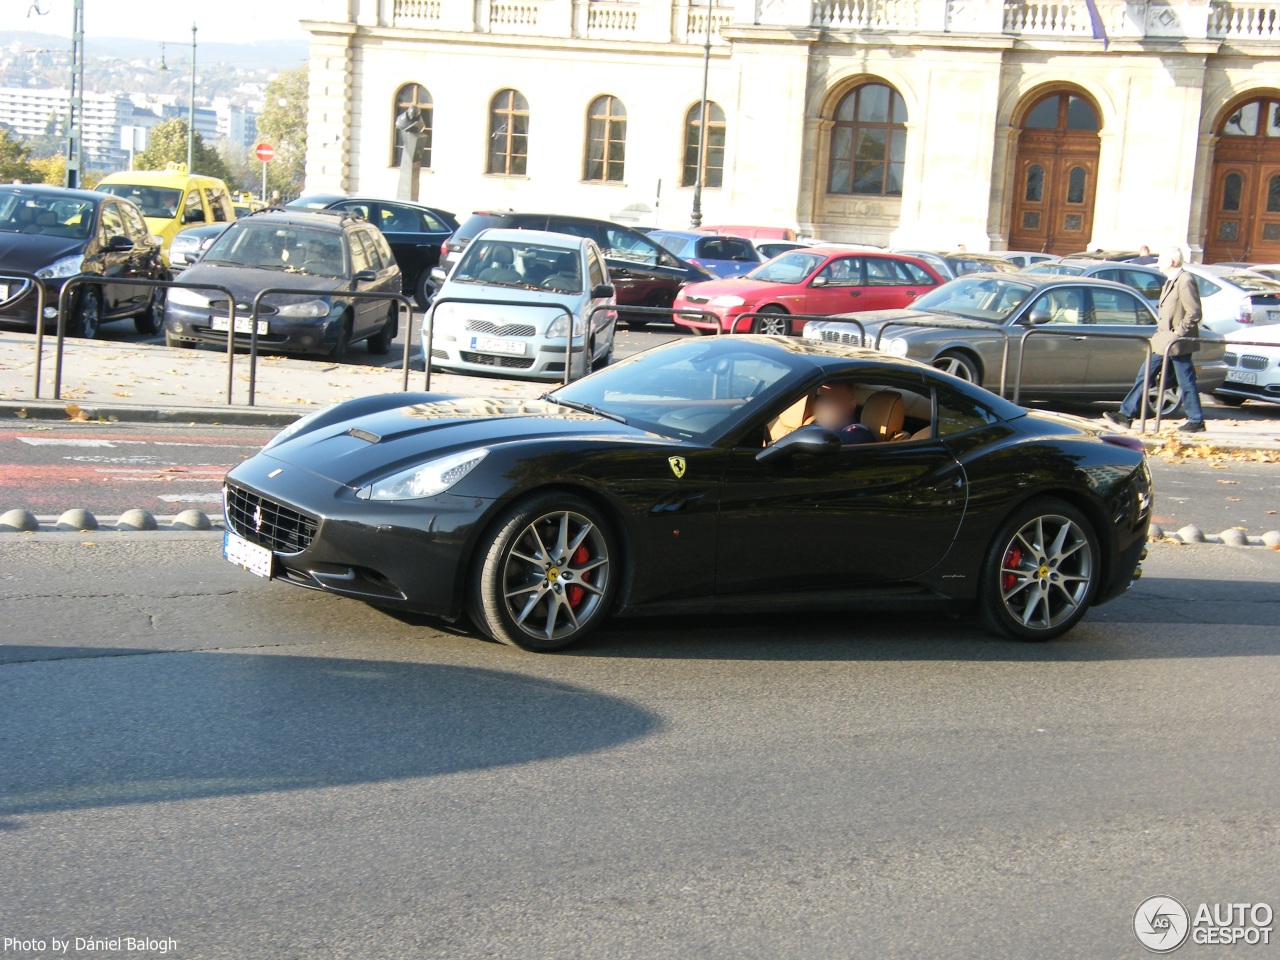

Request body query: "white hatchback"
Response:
[1182, 263, 1280, 335]
[425, 228, 617, 381]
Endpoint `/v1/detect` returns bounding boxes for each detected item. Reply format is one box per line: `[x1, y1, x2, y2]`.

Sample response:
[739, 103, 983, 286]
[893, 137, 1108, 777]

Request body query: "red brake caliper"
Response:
[1002, 546, 1022, 592]
[567, 545, 589, 607]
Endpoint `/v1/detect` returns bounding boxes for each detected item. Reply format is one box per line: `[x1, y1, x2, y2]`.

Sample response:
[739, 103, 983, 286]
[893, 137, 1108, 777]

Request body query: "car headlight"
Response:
[35, 254, 83, 280]
[168, 285, 211, 308]
[263, 403, 337, 450]
[355, 448, 489, 501]
[546, 315, 584, 338]
[275, 298, 330, 318]
[884, 337, 909, 357]
[802, 322, 820, 339]
[710, 295, 745, 308]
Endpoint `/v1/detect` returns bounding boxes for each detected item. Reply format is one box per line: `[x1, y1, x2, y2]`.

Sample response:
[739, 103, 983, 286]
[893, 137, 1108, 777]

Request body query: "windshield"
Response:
[1223, 273, 1280, 293]
[97, 184, 182, 219]
[946, 256, 1017, 276]
[911, 276, 1036, 323]
[1025, 263, 1084, 277]
[201, 222, 348, 277]
[453, 238, 584, 293]
[0, 192, 95, 240]
[745, 251, 825, 284]
[551, 339, 798, 440]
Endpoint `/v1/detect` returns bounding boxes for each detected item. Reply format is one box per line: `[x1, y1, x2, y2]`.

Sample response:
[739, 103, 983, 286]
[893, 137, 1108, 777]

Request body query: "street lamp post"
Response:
[64, 0, 85, 188]
[689, 0, 713, 228]
[187, 23, 197, 173]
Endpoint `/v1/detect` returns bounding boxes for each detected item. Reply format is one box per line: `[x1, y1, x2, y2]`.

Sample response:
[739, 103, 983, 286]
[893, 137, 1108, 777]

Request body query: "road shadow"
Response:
[560, 574, 1280, 662]
[0, 648, 658, 827]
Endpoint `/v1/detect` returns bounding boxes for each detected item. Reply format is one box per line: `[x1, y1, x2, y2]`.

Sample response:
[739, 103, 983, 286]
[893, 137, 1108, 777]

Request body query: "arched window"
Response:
[1066, 166, 1087, 204]
[391, 83, 432, 167]
[1221, 97, 1280, 138]
[584, 96, 627, 183]
[1024, 164, 1044, 202]
[828, 82, 907, 197]
[1222, 172, 1244, 211]
[488, 89, 529, 176]
[1269, 173, 1280, 213]
[682, 101, 726, 188]
[1023, 92, 1100, 131]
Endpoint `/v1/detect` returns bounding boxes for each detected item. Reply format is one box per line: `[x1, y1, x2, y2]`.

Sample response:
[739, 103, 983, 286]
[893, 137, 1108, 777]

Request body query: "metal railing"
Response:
[874, 318, 1013, 397]
[1152, 334, 1277, 432]
[424, 296, 577, 388]
[1016, 327, 1156, 428]
[246, 287, 416, 405]
[54, 275, 240, 403]
[0, 271, 48, 399]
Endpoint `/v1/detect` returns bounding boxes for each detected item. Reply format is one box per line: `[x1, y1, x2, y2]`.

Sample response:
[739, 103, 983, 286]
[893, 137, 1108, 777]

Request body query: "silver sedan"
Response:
[802, 274, 1228, 416]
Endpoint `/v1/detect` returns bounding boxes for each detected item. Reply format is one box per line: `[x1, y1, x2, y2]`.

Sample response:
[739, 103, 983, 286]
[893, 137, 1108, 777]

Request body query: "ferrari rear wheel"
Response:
[471, 493, 616, 651]
[978, 497, 1099, 642]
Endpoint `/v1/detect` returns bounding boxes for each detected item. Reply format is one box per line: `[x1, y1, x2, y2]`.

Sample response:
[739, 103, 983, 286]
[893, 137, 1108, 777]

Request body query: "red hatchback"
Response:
[673, 247, 943, 335]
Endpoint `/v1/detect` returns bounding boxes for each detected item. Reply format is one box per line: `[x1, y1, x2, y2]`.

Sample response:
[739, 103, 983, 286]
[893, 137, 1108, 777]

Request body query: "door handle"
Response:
[904, 290, 917, 296]
[849, 291, 862, 297]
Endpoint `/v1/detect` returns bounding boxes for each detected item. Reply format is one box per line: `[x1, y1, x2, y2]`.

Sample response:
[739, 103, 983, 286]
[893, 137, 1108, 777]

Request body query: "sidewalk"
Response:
[0, 331, 542, 425]
[0, 330, 1277, 451]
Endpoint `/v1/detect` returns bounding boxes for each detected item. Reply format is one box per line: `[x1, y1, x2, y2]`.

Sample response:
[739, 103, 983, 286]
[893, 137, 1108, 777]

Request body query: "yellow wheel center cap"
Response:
[1037, 565, 1050, 580]
[547, 567, 560, 582]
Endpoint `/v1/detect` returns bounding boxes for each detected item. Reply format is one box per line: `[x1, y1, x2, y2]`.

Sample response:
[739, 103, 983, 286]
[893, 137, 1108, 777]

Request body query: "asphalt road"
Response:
[1, 415, 1276, 533]
[0, 538, 1276, 959]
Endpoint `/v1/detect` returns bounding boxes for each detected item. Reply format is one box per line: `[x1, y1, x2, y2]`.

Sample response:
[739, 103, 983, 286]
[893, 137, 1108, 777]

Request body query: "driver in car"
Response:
[812, 382, 875, 445]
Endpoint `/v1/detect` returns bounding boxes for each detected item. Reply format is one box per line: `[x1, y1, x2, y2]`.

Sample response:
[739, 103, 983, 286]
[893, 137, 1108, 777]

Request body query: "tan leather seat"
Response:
[859, 391, 906, 441]
[767, 394, 814, 442]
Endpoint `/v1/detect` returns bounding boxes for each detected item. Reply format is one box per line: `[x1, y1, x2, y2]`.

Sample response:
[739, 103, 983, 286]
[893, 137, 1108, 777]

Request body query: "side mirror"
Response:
[1025, 307, 1053, 325]
[811, 276, 829, 287]
[756, 424, 842, 464]
[353, 269, 378, 283]
[106, 235, 135, 251]
[591, 282, 615, 299]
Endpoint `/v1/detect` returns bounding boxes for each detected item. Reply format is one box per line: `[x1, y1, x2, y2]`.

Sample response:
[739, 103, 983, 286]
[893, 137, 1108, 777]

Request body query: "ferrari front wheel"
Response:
[978, 497, 1099, 642]
[471, 493, 616, 651]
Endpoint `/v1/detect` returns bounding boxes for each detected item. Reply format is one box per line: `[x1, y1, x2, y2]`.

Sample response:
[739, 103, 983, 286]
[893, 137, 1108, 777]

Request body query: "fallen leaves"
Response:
[1147, 436, 1280, 464]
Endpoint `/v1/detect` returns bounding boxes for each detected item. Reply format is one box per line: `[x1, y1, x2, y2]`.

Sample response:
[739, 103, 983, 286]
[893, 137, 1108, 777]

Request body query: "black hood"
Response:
[179, 262, 351, 301]
[0, 231, 85, 273]
[261, 397, 657, 485]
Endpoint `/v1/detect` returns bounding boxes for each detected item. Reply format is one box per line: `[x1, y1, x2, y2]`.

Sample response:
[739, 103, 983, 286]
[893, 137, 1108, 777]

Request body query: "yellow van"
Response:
[96, 168, 236, 263]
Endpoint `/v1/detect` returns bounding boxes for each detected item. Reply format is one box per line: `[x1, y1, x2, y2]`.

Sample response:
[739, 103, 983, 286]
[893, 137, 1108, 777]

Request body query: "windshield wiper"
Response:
[541, 395, 628, 424]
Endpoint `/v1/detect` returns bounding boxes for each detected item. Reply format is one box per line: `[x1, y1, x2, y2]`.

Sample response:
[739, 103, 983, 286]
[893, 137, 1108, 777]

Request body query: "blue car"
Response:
[646, 230, 761, 278]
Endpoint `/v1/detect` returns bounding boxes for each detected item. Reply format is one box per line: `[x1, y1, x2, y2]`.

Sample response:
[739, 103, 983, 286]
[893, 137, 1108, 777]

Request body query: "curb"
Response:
[1148, 523, 1280, 549]
[1, 508, 223, 534]
[0, 400, 301, 428]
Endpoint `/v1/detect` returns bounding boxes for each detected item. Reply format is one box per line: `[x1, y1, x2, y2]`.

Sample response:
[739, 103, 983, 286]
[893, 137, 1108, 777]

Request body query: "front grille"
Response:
[818, 329, 868, 347]
[0, 278, 32, 304]
[461, 351, 534, 369]
[1240, 354, 1269, 370]
[465, 319, 537, 337]
[225, 483, 318, 554]
[430, 348, 449, 359]
[1224, 352, 1238, 367]
[208, 300, 278, 317]
[684, 295, 710, 305]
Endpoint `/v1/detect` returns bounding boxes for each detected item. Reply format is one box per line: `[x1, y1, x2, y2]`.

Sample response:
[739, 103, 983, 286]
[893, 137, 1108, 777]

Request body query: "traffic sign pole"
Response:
[254, 142, 275, 204]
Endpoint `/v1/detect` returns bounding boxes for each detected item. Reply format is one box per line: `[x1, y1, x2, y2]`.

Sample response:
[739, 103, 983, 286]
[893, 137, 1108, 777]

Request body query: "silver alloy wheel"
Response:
[1148, 383, 1183, 417]
[996, 513, 1094, 631]
[753, 313, 788, 336]
[501, 509, 610, 643]
[933, 354, 977, 382]
[79, 287, 102, 339]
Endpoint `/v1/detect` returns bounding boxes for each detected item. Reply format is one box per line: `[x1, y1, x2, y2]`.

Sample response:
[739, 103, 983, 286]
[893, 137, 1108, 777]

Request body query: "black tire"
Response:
[134, 286, 166, 336]
[933, 350, 981, 384]
[751, 307, 790, 336]
[367, 306, 396, 355]
[73, 286, 103, 339]
[470, 493, 617, 652]
[978, 497, 1100, 642]
[328, 315, 351, 361]
[414, 271, 435, 311]
[1212, 393, 1246, 408]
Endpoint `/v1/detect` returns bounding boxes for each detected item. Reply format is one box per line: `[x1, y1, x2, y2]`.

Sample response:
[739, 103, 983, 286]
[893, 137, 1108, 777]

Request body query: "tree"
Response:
[28, 154, 65, 186]
[256, 65, 308, 201]
[0, 126, 37, 182]
[132, 118, 232, 184]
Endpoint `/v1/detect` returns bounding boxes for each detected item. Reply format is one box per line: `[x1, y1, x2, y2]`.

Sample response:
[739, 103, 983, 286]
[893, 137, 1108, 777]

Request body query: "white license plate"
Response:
[1225, 370, 1258, 384]
[223, 530, 274, 578]
[0, 283, 9, 300]
[1267, 310, 1279, 322]
[469, 335, 526, 356]
[211, 316, 269, 335]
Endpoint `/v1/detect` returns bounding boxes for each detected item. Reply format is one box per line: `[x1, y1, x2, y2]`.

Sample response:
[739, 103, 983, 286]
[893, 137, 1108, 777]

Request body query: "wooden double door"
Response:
[1203, 138, 1280, 264]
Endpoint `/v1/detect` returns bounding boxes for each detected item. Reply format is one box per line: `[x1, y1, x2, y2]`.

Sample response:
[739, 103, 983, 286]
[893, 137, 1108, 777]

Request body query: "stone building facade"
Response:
[303, 0, 1280, 260]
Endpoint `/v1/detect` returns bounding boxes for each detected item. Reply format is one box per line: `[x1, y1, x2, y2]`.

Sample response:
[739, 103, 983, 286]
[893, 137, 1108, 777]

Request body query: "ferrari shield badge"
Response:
[668, 456, 687, 479]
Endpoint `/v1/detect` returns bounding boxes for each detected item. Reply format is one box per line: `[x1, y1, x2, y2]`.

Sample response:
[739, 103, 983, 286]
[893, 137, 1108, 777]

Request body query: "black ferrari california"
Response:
[222, 336, 1152, 651]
